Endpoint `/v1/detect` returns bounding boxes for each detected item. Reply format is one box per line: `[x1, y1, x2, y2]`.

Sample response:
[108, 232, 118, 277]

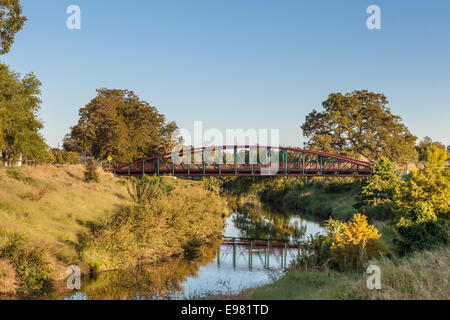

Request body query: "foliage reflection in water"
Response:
[65, 203, 324, 300]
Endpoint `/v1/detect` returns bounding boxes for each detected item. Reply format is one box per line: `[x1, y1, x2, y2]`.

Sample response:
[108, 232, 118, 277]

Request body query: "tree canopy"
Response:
[0, 0, 27, 55]
[301, 90, 417, 162]
[64, 89, 178, 162]
[0, 63, 47, 161]
[416, 136, 447, 161]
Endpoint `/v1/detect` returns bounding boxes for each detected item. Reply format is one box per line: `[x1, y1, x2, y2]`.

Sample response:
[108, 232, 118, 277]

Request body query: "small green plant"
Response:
[6, 169, 34, 184]
[84, 160, 100, 183]
[127, 175, 173, 204]
[293, 234, 333, 271]
[20, 187, 50, 201]
[200, 177, 223, 193]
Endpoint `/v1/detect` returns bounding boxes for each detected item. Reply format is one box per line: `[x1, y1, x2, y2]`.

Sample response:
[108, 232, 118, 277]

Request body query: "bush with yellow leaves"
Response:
[326, 214, 388, 268]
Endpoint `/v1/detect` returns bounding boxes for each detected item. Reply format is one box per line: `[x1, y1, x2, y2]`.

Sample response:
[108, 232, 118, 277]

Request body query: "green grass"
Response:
[251, 271, 355, 300]
[283, 181, 361, 221]
[229, 246, 450, 300]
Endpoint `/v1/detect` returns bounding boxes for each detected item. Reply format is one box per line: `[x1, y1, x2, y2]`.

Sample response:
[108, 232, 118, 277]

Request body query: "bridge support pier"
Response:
[233, 238, 236, 269]
[216, 246, 220, 266]
[249, 241, 254, 269]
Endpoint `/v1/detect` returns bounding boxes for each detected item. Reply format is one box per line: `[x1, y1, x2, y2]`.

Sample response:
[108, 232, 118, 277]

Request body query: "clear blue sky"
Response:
[3, 0, 450, 148]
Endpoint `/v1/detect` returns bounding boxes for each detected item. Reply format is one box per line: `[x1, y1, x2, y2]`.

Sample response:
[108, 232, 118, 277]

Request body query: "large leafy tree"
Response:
[65, 89, 178, 162]
[0, 63, 47, 161]
[0, 0, 27, 55]
[301, 90, 417, 162]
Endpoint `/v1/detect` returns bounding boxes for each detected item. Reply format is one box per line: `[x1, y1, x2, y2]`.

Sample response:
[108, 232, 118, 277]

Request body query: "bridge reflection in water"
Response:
[217, 237, 303, 270]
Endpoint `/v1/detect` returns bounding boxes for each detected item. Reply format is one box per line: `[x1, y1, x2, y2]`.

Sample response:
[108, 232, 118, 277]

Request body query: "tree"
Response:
[0, 63, 47, 162]
[395, 145, 450, 218]
[355, 157, 400, 220]
[0, 0, 27, 55]
[62, 133, 83, 153]
[416, 136, 446, 161]
[65, 89, 178, 162]
[47, 148, 80, 165]
[301, 90, 417, 162]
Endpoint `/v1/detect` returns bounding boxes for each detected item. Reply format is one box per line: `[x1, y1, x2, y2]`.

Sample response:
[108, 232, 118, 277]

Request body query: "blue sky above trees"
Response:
[3, 0, 449, 148]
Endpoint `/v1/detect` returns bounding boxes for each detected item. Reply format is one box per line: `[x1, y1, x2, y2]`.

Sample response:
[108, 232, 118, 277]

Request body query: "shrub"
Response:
[396, 202, 437, 228]
[360, 201, 397, 222]
[200, 177, 224, 193]
[80, 179, 228, 270]
[6, 170, 34, 184]
[127, 175, 173, 204]
[395, 203, 448, 253]
[84, 160, 99, 183]
[396, 221, 449, 254]
[0, 234, 51, 296]
[331, 214, 381, 248]
[327, 214, 387, 268]
[293, 214, 388, 271]
[293, 234, 333, 271]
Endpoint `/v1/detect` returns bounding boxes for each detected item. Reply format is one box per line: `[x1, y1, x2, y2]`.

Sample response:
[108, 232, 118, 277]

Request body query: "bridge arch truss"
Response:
[114, 145, 372, 178]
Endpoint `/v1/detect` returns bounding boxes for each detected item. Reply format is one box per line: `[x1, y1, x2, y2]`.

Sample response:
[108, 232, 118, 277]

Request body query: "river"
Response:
[65, 204, 324, 300]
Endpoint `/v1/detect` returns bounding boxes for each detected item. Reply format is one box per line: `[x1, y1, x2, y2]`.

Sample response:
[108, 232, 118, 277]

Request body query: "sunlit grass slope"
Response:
[0, 166, 230, 297]
[0, 165, 130, 295]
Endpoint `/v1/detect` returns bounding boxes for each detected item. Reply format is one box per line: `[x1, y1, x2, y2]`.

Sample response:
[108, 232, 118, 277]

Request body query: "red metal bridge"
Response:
[113, 145, 373, 178]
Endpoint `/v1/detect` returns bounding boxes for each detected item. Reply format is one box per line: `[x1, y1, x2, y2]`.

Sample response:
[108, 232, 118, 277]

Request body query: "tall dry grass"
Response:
[233, 246, 449, 300]
[341, 246, 450, 300]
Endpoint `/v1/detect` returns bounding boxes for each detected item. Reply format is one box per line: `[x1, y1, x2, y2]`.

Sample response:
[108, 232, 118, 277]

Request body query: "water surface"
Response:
[65, 205, 324, 300]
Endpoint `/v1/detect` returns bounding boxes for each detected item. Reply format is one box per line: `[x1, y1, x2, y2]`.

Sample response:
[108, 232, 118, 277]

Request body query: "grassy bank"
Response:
[0, 166, 228, 298]
[213, 246, 449, 300]
[0, 165, 130, 296]
[283, 179, 361, 221]
[80, 177, 229, 271]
